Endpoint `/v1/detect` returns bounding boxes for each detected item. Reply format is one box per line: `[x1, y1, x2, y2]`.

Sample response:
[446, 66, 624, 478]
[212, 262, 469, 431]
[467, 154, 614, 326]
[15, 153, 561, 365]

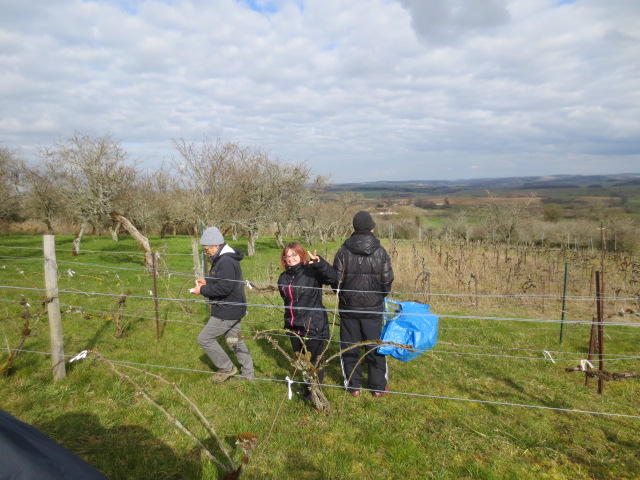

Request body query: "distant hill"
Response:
[328, 173, 640, 196]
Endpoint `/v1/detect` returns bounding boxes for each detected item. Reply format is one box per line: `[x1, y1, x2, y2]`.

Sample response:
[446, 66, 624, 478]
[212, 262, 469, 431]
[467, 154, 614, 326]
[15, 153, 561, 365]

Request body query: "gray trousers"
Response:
[197, 316, 254, 378]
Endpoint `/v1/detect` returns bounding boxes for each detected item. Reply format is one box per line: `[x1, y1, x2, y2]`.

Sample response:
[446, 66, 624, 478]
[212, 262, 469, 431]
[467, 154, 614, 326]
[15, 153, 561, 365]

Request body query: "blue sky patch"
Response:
[237, 0, 279, 14]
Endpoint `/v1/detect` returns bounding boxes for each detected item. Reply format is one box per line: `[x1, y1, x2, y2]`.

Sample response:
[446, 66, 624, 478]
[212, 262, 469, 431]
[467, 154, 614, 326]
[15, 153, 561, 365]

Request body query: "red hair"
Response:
[280, 242, 307, 270]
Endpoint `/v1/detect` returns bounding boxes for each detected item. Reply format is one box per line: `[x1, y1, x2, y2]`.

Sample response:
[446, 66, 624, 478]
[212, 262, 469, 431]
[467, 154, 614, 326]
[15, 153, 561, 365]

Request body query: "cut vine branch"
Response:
[87, 350, 258, 477]
[1, 298, 34, 376]
[565, 365, 640, 381]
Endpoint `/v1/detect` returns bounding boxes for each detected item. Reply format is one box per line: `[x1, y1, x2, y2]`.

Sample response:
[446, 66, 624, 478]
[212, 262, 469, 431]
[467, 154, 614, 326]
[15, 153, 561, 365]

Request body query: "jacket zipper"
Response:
[287, 280, 295, 327]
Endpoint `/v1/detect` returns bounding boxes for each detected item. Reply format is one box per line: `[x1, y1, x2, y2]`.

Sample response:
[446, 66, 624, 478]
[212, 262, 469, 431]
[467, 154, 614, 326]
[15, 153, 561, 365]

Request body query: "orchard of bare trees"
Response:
[2, 134, 365, 254]
[3, 133, 640, 254]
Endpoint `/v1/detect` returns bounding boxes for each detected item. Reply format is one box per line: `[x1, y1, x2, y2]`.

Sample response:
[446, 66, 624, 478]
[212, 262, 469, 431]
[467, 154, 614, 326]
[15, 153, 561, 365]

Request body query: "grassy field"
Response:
[1, 234, 639, 479]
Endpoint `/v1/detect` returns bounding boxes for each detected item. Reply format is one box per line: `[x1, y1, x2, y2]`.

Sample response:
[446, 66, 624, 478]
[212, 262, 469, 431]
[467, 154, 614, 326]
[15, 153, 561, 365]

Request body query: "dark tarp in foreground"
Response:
[0, 409, 108, 480]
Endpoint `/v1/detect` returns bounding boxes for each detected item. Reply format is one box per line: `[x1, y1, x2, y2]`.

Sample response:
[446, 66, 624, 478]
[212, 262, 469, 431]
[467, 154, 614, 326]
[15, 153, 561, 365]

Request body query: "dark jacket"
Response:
[278, 257, 337, 339]
[0, 409, 109, 480]
[200, 244, 247, 320]
[332, 232, 394, 319]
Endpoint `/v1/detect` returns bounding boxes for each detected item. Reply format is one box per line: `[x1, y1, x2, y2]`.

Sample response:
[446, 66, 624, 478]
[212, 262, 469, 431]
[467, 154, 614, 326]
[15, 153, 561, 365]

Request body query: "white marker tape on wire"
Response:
[580, 359, 594, 371]
[543, 351, 556, 364]
[285, 376, 294, 400]
[70, 350, 88, 363]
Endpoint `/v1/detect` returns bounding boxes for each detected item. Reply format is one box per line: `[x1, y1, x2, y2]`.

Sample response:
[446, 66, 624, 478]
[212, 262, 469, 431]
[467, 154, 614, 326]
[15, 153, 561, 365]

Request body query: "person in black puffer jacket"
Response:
[278, 242, 337, 399]
[332, 211, 394, 397]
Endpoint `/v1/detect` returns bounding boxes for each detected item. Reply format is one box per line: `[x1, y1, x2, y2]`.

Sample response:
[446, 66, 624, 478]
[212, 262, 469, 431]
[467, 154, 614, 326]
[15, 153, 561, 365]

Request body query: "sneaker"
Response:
[210, 365, 238, 383]
[371, 386, 390, 398]
[349, 389, 361, 397]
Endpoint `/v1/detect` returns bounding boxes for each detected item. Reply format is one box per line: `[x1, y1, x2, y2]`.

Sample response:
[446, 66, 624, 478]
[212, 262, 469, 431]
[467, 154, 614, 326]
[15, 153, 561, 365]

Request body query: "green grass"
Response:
[1, 234, 639, 479]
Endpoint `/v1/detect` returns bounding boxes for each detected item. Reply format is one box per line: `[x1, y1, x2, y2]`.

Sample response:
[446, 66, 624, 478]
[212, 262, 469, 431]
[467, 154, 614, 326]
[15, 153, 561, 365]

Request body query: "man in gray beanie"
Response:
[332, 211, 394, 397]
[191, 227, 254, 382]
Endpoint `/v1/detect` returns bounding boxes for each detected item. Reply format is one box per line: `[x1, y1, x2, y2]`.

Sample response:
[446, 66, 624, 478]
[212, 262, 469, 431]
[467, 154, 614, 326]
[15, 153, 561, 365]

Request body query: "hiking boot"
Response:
[210, 365, 238, 383]
[371, 386, 390, 398]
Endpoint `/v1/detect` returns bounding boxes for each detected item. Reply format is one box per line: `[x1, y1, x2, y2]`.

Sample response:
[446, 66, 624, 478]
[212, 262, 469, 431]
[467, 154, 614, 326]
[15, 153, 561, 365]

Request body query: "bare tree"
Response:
[172, 137, 241, 234]
[21, 156, 68, 233]
[272, 171, 331, 248]
[0, 145, 24, 223]
[478, 191, 539, 245]
[442, 211, 472, 243]
[40, 133, 138, 253]
[129, 167, 189, 237]
[305, 192, 362, 243]
[232, 147, 284, 256]
[173, 137, 327, 255]
[111, 212, 154, 272]
[232, 148, 327, 255]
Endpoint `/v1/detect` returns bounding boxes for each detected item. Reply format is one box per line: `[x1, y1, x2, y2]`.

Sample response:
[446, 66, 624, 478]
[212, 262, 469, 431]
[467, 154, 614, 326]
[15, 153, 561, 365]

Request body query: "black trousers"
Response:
[289, 334, 327, 385]
[339, 315, 388, 392]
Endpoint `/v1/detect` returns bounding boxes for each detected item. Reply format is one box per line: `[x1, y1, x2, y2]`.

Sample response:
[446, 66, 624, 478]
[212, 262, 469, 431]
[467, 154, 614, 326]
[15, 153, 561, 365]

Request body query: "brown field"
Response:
[387, 239, 640, 324]
[426, 196, 543, 205]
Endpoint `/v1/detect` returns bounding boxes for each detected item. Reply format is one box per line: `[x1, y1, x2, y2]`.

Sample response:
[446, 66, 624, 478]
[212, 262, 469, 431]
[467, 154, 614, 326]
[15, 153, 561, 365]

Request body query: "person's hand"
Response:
[307, 250, 320, 264]
[191, 278, 205, 294]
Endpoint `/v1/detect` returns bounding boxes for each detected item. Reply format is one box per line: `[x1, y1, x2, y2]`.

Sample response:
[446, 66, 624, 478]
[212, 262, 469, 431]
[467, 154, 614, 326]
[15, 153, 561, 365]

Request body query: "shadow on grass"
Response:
[85, 319, 113, 349]
[251, 335, 293, 375]
[283, 457, 326, 479]
[36, 412, 203, 480]
[454, 359, 574, 412]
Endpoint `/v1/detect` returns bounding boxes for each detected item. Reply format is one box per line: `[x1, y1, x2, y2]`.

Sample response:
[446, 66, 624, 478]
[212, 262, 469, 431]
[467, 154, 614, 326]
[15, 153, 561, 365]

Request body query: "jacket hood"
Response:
[211, 243, 244, 262]
[344, 232, 381, 256]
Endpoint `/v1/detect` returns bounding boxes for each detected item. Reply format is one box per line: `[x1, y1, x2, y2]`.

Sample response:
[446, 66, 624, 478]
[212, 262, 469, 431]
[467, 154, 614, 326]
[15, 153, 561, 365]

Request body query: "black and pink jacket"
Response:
[277, 257, 337, 340]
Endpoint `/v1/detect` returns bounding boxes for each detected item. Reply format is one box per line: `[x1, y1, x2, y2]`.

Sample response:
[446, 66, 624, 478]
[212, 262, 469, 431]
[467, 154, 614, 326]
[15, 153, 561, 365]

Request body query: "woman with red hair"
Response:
[278, 242, 337, 400]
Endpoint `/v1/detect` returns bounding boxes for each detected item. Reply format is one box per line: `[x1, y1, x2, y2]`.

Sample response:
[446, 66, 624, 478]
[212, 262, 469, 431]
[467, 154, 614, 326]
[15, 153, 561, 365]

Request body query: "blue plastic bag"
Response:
[379, 299, 439, 362]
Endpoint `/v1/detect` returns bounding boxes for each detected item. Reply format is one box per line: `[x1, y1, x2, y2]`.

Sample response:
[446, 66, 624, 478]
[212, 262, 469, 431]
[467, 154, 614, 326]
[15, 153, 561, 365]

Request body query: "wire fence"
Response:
[1, 241, 639, 419]
[1, 345, 639, 420]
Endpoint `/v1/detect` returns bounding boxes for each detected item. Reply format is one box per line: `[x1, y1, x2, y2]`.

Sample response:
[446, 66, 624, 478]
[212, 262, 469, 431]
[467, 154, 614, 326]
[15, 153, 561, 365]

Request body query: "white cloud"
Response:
[0, 0, 639, 182]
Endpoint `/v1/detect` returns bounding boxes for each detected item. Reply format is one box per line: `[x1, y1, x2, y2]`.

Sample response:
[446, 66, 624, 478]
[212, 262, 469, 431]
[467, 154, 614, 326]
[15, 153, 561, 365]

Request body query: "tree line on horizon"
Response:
[2, 133, 639, 254]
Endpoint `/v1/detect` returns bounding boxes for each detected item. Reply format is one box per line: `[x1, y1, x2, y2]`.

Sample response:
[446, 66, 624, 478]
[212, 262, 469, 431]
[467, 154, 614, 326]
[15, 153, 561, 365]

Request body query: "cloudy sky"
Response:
[1, 0, 639, 183]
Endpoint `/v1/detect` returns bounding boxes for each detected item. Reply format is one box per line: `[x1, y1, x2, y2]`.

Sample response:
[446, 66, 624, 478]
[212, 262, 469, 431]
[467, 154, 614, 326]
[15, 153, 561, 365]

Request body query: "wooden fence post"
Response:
[470, 273, 479, 308]
[192, 237, 203, 277]
[559, 262, 569, 344]
[596, 271, 605, 394]
[152, 252, 161, 341]
[585, 271, 605, 394]
[43, 235, 65, 381]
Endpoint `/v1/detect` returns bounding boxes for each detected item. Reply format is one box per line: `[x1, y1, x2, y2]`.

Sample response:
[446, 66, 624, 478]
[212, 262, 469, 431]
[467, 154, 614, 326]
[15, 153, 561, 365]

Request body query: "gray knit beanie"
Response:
[353, 210, 376, 231]
[200, 227, 224, 246]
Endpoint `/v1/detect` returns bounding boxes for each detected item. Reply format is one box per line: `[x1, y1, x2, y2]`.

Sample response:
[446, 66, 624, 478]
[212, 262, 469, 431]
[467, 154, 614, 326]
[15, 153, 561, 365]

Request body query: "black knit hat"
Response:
[353, 210, 376, 231]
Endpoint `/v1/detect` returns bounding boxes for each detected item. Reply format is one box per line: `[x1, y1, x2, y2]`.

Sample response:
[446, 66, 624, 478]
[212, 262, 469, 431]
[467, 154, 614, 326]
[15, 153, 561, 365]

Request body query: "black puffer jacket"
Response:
[278, 257, 337, 339]
[200, 244, 247, 320]
[332, 232, 394, 318]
